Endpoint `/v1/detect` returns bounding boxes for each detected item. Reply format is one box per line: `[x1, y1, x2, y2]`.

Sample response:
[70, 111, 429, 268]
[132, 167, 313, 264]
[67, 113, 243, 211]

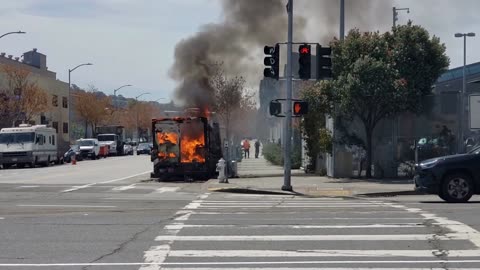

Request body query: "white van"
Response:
[77, 138, 100, 159]
[0, 124, 58, 168]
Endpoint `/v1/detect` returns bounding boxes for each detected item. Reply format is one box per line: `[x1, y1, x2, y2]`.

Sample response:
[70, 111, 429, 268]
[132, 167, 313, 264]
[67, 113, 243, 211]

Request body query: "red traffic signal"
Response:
[298, 44, 311, 80]
[293, 101, 308, 116]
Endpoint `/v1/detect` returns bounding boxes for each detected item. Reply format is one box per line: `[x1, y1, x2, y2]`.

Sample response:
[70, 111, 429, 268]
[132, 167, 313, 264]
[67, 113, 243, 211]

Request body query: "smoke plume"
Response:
[170, 0, 393, 109]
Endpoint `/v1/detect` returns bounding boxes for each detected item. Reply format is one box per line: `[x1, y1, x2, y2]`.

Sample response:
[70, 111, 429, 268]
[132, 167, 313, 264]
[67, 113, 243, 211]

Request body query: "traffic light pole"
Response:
[282, 0, 293, 191]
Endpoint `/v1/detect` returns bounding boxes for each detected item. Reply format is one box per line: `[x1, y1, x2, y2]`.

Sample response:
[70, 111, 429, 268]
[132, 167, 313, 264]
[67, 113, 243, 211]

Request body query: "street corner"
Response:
[300, 186, 353, 197]
[207, 184, 297, 196]
[354, 189, 424, 198]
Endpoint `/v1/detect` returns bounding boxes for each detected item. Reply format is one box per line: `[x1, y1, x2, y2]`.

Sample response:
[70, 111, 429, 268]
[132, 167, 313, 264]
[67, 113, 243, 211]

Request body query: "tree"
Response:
[210, 63, 253, 140]
[316, 24, 449, 178]
[0, 65, 49, 127]
[300, 81, 333, 172]
[74, 85, 111, 138]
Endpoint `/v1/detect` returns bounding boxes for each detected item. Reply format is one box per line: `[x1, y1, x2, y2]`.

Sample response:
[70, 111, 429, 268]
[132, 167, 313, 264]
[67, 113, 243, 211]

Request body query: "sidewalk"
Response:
[209, 156, 415, 197]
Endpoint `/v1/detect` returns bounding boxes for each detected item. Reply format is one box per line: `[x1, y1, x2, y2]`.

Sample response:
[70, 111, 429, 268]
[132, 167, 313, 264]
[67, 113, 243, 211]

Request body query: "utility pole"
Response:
[282, 0, 293, 191]
[327, 0, 344, 178]
[393, 7, 409, 28]
[392, 6, 409, 177]
[455, 32, 476, 153]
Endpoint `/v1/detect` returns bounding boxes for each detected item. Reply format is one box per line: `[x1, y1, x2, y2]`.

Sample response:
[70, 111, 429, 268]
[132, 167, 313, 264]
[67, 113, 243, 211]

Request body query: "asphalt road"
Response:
[1, 156, 480, 269]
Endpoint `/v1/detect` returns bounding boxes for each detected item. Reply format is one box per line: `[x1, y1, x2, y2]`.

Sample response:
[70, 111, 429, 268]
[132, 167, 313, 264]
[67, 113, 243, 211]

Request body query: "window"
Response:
[49, 135, 51, 144]
[52, 122, 58, 133]
[52, 95, 58, 107]
[62, 97, 68, 108]
[63, 122, 69, 134]
[52, 135, 55, 146]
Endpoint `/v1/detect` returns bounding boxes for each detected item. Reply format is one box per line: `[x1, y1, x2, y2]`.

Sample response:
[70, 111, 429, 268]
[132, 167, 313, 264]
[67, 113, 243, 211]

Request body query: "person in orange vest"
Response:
[242, 139, 250, 159]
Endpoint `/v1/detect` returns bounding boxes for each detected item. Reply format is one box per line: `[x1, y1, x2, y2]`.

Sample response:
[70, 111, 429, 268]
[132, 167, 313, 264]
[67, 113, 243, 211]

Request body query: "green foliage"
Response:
[300, 82, 333, 171]
[315, 23, 449, 178]
[263, 143, 283, 166]
[263, 143, 301, 169]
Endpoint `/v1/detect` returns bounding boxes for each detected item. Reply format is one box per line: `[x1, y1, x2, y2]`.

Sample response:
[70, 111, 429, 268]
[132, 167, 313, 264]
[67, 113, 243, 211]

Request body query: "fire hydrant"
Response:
[216, 158, 227, 183]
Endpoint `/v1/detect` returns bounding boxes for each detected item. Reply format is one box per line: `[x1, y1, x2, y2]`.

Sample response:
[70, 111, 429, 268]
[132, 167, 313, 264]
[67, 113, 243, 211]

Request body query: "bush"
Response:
[263, 143, 302, 169]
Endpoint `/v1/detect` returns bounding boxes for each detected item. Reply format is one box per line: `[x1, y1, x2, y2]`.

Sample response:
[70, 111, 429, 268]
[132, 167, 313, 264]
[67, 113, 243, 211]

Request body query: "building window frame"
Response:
[52, 94, 58, 107]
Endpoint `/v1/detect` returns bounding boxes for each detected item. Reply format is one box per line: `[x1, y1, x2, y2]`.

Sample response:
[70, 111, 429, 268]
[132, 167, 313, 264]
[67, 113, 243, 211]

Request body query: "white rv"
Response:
[0, 124, 59, 168]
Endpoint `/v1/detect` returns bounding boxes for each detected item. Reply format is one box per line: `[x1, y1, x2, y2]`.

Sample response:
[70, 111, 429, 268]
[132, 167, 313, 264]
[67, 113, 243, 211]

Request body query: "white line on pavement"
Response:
[195, 205, 385, 208]
[16, 185, 40, 188]
[112, 184, 137, 191]
[378, 201, 480, 248]
[1, 261, 480, 267]
[148, 268, 473, 270]
[139, 193, 210, 270]
[17, 204, 116, 208]
[155, 233, 469, 241]
[156, 187, 180, 193]
[165, 249, 480, 258]
[189, 217, 422, 220]
[61, 170, 151, 192]
[164, 223, 425, 229]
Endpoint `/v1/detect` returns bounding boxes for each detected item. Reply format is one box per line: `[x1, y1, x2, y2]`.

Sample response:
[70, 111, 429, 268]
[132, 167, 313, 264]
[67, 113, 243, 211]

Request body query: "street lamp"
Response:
[0, 31, 26, 39]
[68, 63, 93, 142]
[114, 84, 132, 97]
[393, 7, 410, 27]
[113, 84, 132, 108]
[455, 32, 475, 153]
[135, 92, 150, 142]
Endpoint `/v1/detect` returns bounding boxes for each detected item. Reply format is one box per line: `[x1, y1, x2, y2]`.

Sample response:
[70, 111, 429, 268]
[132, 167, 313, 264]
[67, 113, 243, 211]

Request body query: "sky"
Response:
[1, 0, 480, 102]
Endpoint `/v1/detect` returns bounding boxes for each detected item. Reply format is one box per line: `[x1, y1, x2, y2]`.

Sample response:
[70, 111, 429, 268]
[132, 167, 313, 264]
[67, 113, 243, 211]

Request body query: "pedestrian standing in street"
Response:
[242, 139, 250, 159]
[254, 140, 260, 158]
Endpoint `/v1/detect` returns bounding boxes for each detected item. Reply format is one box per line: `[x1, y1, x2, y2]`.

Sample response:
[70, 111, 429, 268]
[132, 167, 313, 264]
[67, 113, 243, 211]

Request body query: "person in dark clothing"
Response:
[254, 140, 260, 158]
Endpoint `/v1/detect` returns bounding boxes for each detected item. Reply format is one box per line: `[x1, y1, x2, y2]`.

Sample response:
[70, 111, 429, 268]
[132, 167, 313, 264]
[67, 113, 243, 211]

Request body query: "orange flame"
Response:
[158, 152, 177, 159]
[156, 132, 178, 145]
[180, 133, 206, 163]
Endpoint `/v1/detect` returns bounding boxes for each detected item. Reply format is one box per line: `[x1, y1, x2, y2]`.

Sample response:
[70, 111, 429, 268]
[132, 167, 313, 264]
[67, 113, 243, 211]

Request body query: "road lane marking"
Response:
[139, 193, 210, 270]
[155, 187, 180, 193]
[164, 223, 425, 229]
[165, 249, 480, 257]
[16, 185, 39, 188]
[61, 170, 151, 192]
[112, 184, 137, 191]
[17, 204, 116, 208]
[155, 233, 469, 241]
[378, 201, 480, 248]
[0, 261, 480, 267]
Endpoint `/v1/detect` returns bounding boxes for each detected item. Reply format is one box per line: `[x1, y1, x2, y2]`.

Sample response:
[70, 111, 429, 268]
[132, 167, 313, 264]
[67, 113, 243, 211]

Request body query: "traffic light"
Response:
[298, 44, 311, 80]
[293, 101, 308, 116]
[316, 44, 332, 79]
[264, 44, 280, 80]
[269, 100, 282, 116]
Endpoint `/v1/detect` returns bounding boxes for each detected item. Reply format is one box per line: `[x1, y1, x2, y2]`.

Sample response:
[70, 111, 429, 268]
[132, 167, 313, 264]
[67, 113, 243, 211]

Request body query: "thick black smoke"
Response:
[170, 0, 393, 109]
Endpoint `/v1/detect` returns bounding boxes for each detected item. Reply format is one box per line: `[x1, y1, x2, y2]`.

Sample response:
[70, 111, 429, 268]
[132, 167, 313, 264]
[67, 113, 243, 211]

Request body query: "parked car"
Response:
[77, 139, 100, 159]
[64, 145, 83, 163]
[123, 144, 134, 155]
[414, 145, 480, 203]
[137, 143, 151, 155]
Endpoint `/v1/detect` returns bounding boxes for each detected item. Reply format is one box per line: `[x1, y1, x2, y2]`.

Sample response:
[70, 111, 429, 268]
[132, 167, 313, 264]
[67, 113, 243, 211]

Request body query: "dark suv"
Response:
[414, 146, 480, 202]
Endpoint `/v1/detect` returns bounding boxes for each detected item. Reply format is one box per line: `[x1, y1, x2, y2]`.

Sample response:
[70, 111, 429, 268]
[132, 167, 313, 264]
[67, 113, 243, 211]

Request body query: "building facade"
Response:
[0, 49, 70, 144]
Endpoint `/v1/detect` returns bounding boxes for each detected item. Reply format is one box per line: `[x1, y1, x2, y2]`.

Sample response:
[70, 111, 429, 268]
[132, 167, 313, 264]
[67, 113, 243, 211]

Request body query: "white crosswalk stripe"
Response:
[139, 195, 480, 269]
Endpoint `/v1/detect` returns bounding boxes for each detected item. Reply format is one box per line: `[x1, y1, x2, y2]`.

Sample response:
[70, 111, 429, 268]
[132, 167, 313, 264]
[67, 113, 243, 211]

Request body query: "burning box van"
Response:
[150, 116, 222, 181]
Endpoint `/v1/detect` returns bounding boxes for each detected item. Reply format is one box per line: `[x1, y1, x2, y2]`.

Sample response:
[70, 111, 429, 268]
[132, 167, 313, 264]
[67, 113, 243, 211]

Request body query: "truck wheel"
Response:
[44, 157, 51, 167]
[30, 158, 37, 168]
[441, 173, 474, 203]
